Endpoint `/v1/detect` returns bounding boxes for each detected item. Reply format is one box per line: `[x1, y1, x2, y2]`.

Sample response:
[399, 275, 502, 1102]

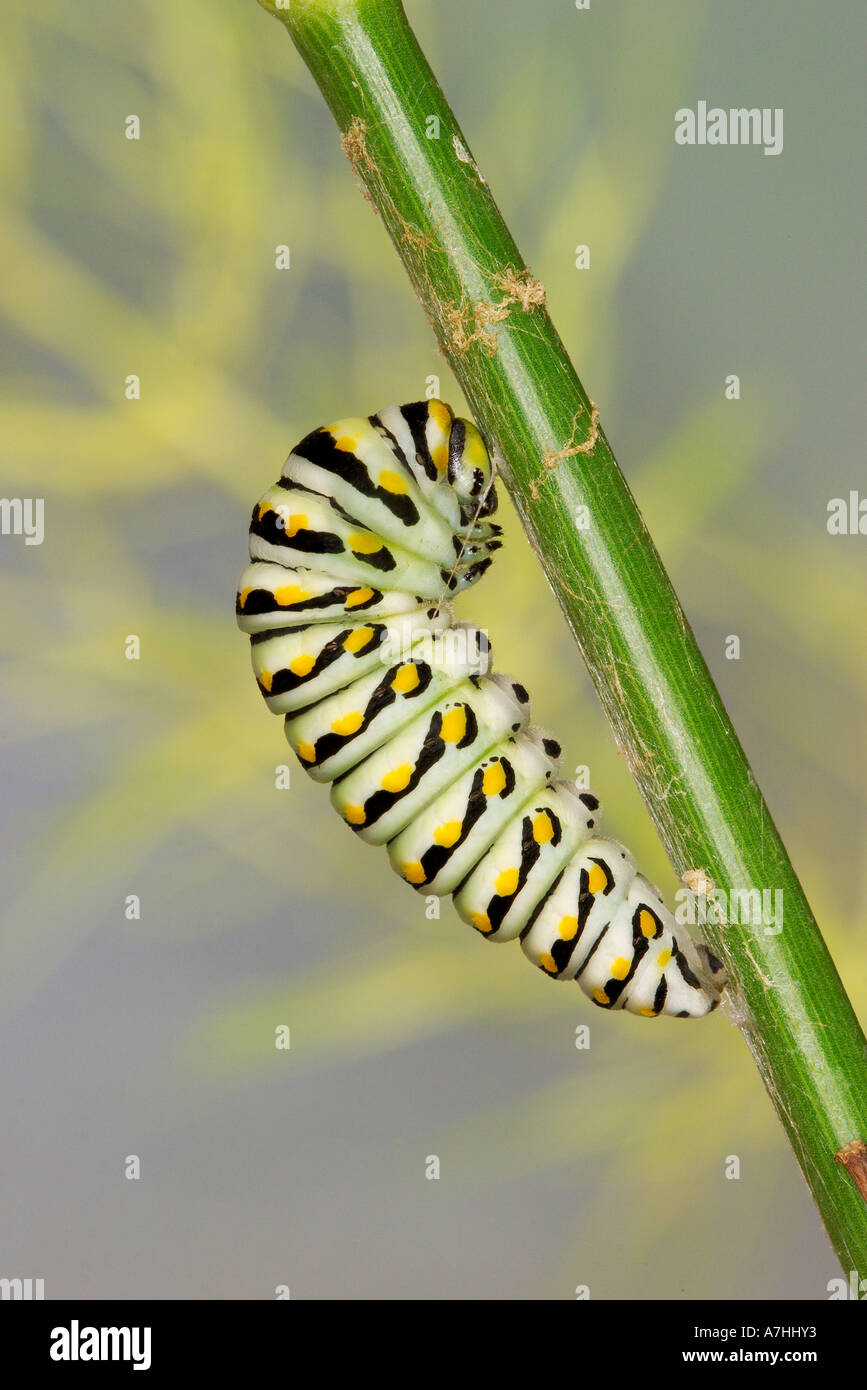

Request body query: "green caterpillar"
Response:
[237, 399, 724, 1018]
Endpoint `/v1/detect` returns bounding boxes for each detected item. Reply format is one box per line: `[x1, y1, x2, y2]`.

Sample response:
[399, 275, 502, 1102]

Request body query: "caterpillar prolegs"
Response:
[236, 399, 725, 1019]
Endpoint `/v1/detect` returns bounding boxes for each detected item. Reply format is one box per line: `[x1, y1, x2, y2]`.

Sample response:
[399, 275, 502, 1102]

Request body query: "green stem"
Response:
[253, 0, 867, 1275]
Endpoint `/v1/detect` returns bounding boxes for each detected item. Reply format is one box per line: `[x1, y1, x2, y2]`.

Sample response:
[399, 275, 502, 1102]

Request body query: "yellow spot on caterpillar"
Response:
[289, 655, 315, 677]
[238, 588, 252, 608]
[391, 664, 420, 694]
[331, 712, 363, 736]
[586, 862, 608, 895]
[286, 514, 307, 538]
[610, 957, 630, 980]
[593, 988, 610, 1006]
[257, 502, 272, 521]
[440, 707, 467, 742]
[274, 585, 308, 606]
[343, 626, 374, 653]
[656, 949, 671, 969]
[470, 911, 492, 933]
[381, 764, 412, 793]
[428, 400, 452, 432]
[334, 433, 359, 452]
[639, 1007, 657, 1018]
[532, 811, 554, 844]
[402, 862, 426, 885]
[462, 422, 489, 472]
[431, 444, 448, 472]
[639, 908, 658, 938]
[346, 587, 374, 608]
[379, 469, 408, 495]
[348, 531, 383, 554]
[539, 952, 558, 974]
[434, 821, 461, 848]
[297, 741, 316, 763]
[344, 805, 366, 826]
[495, 867, 519, 897]
[482, 762, 506, 796]
[558, 916, 578, 940]
[258, 670, 274, 692]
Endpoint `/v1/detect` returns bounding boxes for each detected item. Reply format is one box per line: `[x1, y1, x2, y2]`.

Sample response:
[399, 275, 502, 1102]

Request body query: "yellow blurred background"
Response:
[1, 0, 864, 1297]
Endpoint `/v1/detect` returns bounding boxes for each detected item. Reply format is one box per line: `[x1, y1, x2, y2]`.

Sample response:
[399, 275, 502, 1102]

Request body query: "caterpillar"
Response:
[236, 399, 725, 1019]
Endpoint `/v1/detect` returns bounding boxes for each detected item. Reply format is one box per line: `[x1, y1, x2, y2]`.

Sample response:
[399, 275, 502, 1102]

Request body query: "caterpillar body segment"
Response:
[329, 673, 529, 846]
[386, 724, 559, 897]
[238, 399, 725, 1019]
[250, 608, 453, 716]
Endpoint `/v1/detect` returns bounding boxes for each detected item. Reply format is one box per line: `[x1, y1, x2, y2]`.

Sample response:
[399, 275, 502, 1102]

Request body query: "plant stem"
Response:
[252, 0, 867, 1275]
